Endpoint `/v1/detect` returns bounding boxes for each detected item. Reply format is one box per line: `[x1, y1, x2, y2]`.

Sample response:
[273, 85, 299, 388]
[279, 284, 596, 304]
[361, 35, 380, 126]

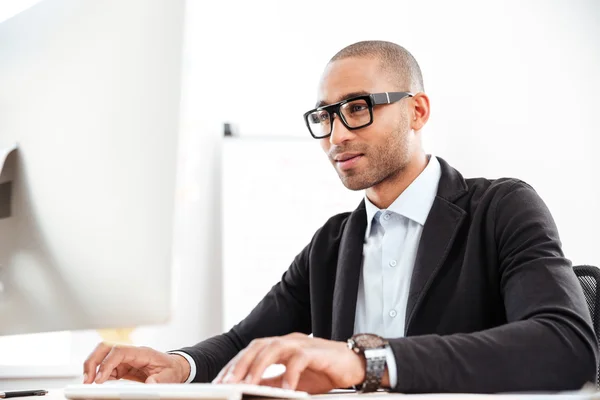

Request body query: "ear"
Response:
[410, 92, 430, 131]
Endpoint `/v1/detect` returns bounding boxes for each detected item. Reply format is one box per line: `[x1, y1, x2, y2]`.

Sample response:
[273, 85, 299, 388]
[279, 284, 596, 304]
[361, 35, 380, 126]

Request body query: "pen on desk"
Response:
[0, 390, 48, 398]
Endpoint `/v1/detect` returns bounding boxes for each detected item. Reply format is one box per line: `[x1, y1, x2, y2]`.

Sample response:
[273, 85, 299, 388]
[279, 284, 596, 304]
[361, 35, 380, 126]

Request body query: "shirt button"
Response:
[389, 260, 397, 267]
[389, 310, 397, 318]
[383, 213, 391, 221]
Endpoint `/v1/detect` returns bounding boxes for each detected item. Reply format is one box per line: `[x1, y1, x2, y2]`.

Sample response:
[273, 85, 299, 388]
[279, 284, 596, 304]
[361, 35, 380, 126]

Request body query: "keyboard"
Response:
[64, 383, 310, 400]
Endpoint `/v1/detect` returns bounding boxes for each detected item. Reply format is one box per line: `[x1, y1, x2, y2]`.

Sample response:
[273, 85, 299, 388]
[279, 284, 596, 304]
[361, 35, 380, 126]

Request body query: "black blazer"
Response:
[179, 157, 597, 393]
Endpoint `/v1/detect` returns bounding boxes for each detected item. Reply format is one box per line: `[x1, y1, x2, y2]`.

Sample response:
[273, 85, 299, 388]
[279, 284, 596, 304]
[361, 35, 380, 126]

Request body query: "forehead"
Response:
[317, 57, 389, 105]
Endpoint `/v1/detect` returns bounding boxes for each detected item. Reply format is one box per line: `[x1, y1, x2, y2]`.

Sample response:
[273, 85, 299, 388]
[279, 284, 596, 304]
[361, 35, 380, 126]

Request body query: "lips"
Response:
[334, 153, 364, 171]
[334, 152, 363, 162]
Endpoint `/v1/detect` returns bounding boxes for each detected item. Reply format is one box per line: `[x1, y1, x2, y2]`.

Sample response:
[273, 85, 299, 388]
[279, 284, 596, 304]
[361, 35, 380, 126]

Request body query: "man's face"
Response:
[317, 57, 414, 191]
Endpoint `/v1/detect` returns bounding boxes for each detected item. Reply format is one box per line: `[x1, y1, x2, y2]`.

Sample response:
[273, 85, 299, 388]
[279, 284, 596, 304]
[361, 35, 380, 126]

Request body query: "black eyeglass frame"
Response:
[303, 91, 414, 139]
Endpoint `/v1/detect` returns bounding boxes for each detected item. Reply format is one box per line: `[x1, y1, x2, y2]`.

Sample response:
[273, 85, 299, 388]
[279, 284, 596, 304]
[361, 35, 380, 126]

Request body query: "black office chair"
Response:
[573, 264, 600, 387]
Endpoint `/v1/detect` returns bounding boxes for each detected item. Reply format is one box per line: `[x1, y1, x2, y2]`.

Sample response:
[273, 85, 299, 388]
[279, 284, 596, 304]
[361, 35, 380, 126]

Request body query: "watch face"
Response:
[351, 333, 387, 349]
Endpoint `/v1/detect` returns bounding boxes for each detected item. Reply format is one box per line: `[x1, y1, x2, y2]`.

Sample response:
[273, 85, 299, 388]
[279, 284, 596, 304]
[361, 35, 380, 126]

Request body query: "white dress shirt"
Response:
[354, 155, 441, 388]
[175, 155, 441, 387]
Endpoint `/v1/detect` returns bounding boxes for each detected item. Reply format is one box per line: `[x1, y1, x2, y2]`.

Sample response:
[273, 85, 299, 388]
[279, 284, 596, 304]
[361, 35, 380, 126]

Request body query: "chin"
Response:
[338, 167, 390, 191]
[339, 174, 373, 191]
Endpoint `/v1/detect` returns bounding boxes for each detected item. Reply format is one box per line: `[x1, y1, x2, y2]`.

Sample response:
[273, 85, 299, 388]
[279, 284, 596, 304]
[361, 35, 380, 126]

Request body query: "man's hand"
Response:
[82, 342, 191, 384]
[213, 333, 387, 394]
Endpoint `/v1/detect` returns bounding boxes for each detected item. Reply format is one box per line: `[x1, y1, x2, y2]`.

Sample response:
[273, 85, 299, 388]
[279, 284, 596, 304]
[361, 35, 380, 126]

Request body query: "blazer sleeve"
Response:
[387, 181, 598, 393]
[174, 241, 312, 383]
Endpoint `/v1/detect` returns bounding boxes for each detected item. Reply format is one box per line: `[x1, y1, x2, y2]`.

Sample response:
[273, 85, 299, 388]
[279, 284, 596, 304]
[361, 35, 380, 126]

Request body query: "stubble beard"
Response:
[336, 126, 411, 191]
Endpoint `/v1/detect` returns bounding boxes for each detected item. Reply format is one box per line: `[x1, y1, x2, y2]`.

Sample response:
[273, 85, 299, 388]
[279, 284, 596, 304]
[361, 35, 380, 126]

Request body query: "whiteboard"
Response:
[221, 138, 363, 330]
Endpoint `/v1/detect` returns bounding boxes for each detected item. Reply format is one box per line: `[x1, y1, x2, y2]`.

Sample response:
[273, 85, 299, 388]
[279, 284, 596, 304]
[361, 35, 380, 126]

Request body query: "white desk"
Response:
[36, 388, 600, 400]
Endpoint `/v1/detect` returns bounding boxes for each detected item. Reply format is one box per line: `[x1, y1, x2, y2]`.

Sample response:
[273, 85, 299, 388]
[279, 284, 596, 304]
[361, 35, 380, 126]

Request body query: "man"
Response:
[83, 41, 597, 393]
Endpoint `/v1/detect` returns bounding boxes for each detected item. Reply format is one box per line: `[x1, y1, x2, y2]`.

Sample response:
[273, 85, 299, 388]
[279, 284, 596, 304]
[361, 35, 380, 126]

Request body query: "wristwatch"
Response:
[347, 333, 389, 392]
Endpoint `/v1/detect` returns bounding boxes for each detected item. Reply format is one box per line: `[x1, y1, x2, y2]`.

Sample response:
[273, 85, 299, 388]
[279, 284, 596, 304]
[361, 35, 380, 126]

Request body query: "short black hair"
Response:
[329, 40, 424, 92]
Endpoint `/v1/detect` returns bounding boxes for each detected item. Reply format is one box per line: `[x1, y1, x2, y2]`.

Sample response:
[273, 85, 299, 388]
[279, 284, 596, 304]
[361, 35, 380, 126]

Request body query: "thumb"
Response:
[145, 370, 175, 384]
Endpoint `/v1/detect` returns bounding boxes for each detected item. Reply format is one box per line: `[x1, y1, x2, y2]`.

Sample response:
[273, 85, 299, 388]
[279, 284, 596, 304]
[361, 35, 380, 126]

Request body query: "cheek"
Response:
[319, 138, 330, 154]
[376, 107, 409, 131]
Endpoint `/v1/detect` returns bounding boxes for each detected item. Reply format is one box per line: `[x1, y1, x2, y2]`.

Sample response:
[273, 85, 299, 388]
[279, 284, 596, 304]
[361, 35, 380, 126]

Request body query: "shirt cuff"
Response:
[167, 351, 196, 383]
[384, 346, 397, 389]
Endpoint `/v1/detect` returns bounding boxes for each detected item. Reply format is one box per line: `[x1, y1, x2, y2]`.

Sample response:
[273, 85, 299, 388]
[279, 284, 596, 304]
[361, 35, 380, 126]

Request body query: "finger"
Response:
[145, 368, 178, 384]
[82, 342, 113, 383]
[96, 345, 142, 384]
[281, 352, 310, 390]
[221, 339, 271, 384]
[110, 364, 147, 382]
[214, 349, 251, 384]
[259, 375, 284, 388]
[109, 364, 129, 380]
[212, 365, 228, 384]
[285, 333, 309, 341]
[95, 346, 126, 384]
[120, 366, 147, 383]
[244, 339, 297, 385]
[213, 352, 241, 384]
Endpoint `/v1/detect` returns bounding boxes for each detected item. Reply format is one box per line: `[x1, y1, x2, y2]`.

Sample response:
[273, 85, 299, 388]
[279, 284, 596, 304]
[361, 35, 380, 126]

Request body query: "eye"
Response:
[308, 110, 329, 124]
[350, 104, 367, 113]
[342, 100, 369, 116]
[309, 111, 329, 124]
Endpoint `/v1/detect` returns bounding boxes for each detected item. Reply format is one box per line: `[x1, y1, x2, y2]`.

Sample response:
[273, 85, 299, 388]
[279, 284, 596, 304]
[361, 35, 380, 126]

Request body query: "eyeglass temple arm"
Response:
[371, 92, 414, 105]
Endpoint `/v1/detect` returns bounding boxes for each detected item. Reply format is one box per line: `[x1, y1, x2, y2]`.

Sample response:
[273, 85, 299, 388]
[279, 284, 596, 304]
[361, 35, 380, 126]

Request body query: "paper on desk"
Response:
[0, 143, 18, 184]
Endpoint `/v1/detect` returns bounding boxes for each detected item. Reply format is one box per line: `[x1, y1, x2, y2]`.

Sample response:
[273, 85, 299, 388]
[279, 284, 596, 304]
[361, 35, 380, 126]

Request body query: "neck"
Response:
[366, 152, 429, 209]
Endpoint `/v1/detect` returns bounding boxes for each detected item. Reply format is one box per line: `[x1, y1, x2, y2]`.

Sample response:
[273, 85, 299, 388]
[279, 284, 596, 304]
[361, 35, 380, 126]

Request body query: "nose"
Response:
[329, 114, 354, 146]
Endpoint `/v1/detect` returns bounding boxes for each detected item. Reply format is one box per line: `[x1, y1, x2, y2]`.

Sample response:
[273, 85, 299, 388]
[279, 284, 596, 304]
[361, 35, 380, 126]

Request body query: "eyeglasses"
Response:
[303, 92, 413, 139]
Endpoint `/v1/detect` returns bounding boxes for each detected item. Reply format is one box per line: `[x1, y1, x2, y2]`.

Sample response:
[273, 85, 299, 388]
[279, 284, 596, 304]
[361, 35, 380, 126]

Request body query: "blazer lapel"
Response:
[331, 201, 367, 341]
[404, 157, 468, 335]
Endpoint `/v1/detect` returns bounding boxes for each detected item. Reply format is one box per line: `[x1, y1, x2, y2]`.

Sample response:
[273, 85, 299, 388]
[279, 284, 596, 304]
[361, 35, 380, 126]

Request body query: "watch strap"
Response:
[360, 347, 387, 392]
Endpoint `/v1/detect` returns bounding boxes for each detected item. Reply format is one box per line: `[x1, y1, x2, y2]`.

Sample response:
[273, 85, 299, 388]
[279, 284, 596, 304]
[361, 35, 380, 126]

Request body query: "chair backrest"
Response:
[573, 265, 600, 387]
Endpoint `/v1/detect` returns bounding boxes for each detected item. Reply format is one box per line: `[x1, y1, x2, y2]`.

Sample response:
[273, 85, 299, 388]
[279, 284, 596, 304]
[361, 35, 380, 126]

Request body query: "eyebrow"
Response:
[315, 91, 371, 108]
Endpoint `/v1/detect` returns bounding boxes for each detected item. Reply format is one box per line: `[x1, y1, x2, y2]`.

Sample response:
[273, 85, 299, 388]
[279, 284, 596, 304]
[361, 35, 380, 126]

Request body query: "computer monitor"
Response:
[0, 0, 184, 336]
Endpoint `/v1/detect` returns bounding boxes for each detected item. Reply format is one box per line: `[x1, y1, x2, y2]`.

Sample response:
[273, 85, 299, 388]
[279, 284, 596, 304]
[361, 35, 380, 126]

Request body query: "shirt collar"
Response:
[365, 155, 442, 235]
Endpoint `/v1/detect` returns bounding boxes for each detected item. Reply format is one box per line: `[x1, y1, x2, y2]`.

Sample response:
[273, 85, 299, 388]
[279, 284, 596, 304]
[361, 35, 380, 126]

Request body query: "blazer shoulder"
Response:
[457, 177, 543, 221]
[464, 176, 536, 201]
